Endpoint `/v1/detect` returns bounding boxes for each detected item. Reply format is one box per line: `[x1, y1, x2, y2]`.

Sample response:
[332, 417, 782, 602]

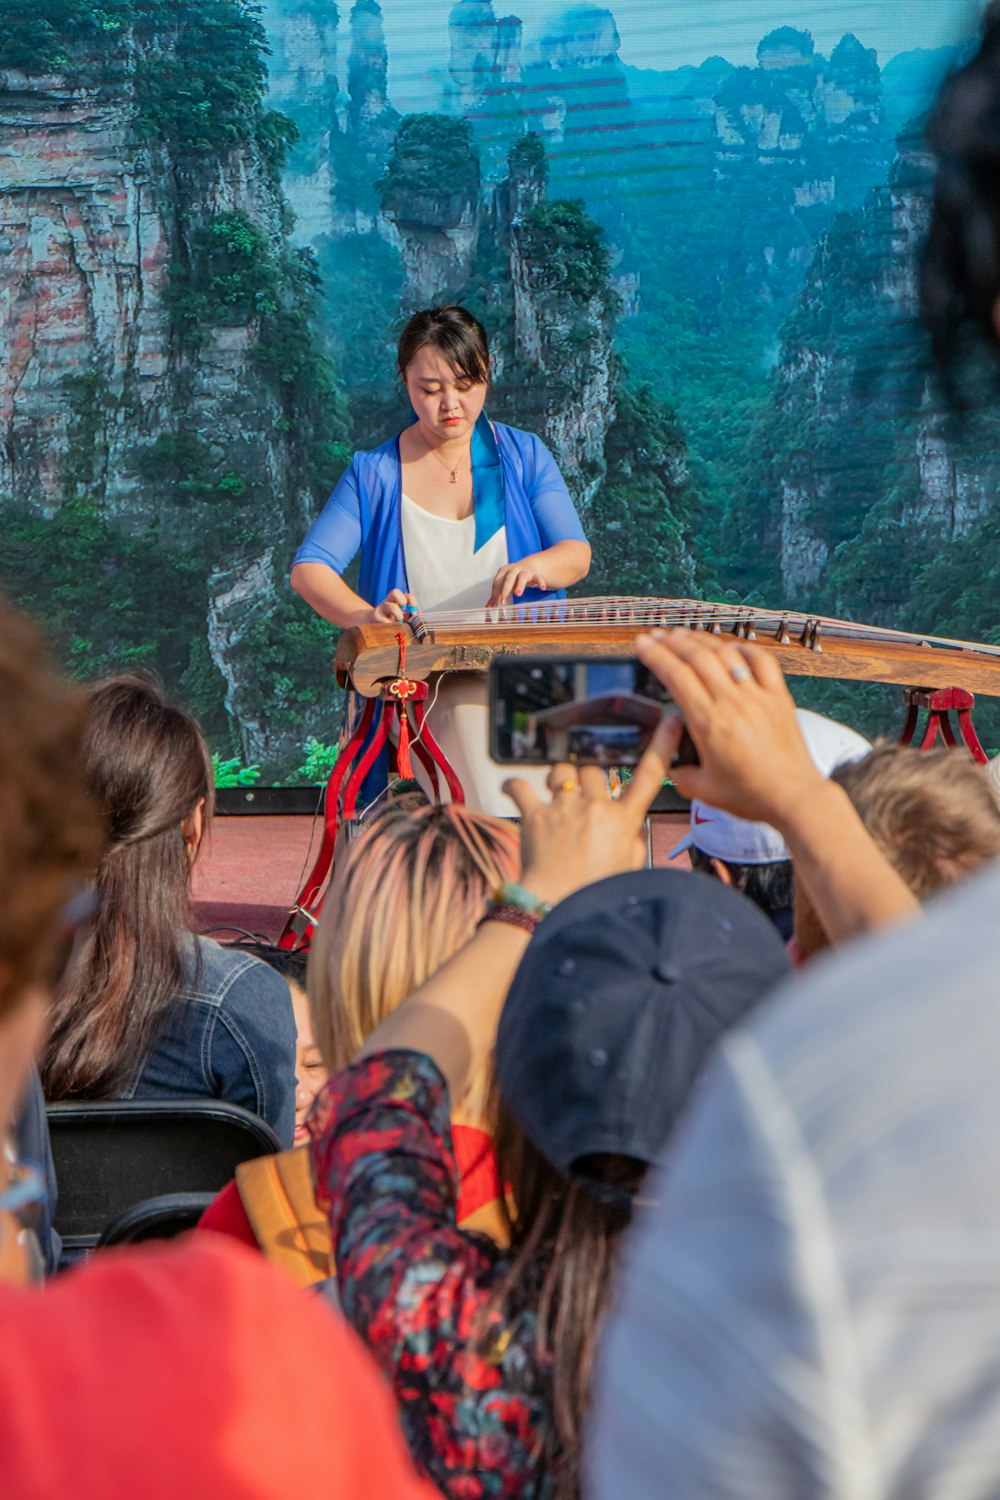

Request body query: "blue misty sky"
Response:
[375, 0, 984, 107]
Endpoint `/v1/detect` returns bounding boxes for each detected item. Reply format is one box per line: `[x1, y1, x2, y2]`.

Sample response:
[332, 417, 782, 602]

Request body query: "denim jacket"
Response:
[121, 936, 296, 1147]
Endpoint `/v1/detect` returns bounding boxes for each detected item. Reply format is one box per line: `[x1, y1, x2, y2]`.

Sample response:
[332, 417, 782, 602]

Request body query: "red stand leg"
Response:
[277, 697, 383, 950]
[899, 687, 988, 766]
[411, 699, 465, 805]
[278, 675, 467, 950]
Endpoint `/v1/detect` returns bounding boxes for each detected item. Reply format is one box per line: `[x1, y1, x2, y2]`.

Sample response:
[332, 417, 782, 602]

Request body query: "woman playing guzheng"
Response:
[291, 304, 591, 812]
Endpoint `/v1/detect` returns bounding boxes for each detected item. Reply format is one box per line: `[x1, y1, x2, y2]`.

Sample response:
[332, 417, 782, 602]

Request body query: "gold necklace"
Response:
[426, 440, 470, 485]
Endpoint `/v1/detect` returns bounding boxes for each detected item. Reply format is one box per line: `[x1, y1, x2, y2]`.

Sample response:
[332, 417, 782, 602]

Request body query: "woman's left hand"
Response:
[503, 718, 681, 909]
[489, 559, 548, 607]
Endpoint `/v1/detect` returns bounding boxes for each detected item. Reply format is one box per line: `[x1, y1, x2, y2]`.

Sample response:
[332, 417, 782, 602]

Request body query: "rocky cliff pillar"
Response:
[378, 114, 481, 307]
[348, 0, 390, 129]
[447, 0, 500, 112]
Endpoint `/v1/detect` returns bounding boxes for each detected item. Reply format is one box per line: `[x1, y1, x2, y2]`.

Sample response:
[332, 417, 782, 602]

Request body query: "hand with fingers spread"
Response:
[502, 725, 680, 909]
[634, 628, 822, 828]
[372, 589, 419, 625]
[634, 627, 919, 945]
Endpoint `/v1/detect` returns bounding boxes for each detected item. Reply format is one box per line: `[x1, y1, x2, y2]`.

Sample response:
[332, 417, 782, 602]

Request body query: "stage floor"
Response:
[192, 812, 691, 943]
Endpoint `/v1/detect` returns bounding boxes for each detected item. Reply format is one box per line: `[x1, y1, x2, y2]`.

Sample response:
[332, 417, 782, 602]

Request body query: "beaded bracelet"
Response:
[479, 903, 545, 935]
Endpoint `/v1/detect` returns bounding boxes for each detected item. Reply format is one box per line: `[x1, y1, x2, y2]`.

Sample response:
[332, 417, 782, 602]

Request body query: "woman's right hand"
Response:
[633, 627, 823, 828]
[371, 590, 418, 624]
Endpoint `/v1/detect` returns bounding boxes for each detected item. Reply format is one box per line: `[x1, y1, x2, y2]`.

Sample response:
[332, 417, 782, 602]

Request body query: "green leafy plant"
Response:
[378, 114, 480, 213]
[287, 738, 339, 787]
[211, 753, 262, 788]
[516, 201, 614, 302]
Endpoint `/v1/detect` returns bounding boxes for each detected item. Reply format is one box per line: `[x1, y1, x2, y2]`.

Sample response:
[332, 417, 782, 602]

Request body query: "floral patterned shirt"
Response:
[308, 1049, 556, 1499]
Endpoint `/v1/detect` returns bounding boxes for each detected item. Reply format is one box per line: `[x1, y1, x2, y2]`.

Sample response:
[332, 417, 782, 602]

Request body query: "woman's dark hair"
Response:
[688, 844, 794, 918]
[41, 675, 214, 1100]
[483, 1089, 642, 1500]
[921, 7, 1000, 362]
[397, 304, 490, 385]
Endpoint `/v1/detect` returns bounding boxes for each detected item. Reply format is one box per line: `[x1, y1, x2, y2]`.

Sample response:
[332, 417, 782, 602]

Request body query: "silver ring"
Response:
[729, 662, 752, 685]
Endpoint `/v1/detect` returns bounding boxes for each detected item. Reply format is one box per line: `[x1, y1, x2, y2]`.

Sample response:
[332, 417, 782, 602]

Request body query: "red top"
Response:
[0, 1235, 439, 1500]
[198, 1123, 500, 1248]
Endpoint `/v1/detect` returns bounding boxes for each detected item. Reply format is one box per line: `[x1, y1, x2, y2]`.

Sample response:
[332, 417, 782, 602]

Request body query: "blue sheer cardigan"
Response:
[292, 418, 587, 608]
[291, 418, 587, 806]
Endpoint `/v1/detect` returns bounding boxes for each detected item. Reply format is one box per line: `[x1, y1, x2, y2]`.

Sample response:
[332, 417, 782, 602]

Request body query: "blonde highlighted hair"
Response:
[308, 803, 520, 1071]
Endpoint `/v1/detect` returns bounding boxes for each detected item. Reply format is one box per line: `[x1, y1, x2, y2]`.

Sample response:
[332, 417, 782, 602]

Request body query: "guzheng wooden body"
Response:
[335, 596, 1000, 698]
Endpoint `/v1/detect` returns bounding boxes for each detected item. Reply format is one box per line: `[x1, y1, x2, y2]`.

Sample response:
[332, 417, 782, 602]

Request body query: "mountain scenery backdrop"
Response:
[0, 0, 995, 779]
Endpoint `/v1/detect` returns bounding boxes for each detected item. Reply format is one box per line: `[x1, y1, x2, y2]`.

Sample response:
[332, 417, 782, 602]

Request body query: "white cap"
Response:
[669, 708, 872, 866]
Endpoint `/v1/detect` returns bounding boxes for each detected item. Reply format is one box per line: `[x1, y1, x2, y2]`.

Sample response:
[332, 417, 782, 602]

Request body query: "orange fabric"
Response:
[0, 1236, 440, 1500]
[200, 1124, 502, 1252]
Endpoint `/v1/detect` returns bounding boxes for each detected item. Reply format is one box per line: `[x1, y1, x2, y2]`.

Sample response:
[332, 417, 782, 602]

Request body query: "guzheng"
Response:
[279, 594, 1000, 948]
[335, 596, 1000, 698]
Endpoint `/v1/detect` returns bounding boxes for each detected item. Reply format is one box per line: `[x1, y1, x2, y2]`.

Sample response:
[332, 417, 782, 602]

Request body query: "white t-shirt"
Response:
[400, 495, 508, 613]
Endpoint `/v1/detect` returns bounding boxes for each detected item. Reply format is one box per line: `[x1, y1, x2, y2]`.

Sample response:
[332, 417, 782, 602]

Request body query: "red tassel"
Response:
[397, 707, 414, 779]
[393, 632, 414, 778]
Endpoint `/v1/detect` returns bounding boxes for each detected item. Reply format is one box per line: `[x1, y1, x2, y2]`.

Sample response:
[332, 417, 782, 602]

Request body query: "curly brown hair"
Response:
[0, 597, 103, 1020]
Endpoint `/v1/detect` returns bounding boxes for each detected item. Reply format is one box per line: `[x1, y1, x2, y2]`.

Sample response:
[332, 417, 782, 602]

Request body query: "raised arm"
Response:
[634, 628, 919, 943]
[357, 722, 679, 1105]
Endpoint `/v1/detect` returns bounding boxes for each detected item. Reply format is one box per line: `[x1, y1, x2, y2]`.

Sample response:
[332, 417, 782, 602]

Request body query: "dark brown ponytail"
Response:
[41, 675, 214, 1099]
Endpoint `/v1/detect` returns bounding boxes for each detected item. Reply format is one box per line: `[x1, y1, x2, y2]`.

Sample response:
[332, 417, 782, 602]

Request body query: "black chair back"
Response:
[96, 1192, 217, 1248]
[46, 1099, 280, 1263]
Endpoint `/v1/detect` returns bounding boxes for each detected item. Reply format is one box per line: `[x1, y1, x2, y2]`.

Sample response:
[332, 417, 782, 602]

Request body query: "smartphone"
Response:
[489, 655, 699, 768]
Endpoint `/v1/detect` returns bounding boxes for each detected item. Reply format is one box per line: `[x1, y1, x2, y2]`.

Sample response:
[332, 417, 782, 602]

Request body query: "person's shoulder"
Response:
[717, 860, 1000, 1171]
[493, 421, 544, 454]
[0, 1237, 436, 1498]
[353, 432, 401, 472]
[188, 937, 290, 1007]
[493, 422, 556, 481]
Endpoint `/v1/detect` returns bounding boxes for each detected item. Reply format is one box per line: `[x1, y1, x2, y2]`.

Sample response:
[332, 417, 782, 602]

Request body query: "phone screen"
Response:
[489, 656, 697, 768]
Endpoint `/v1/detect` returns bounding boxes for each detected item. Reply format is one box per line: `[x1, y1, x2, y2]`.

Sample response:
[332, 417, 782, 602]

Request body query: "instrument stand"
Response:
[900, 686, 988, 764]
[278, 674, 465, 951]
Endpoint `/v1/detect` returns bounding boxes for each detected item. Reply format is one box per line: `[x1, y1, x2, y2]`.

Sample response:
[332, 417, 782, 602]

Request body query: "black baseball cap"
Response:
[494, 869, 790, 1203]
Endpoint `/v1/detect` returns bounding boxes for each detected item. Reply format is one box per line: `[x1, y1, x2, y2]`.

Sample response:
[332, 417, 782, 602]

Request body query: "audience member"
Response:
[311, 854, 789, 1498]
[12, 1066, 61, 1276]
[671, 707, 870, 938]
[793, 741, 1000, 961]
[40, 676, 297, 1144]
[0, 597, 439, 1500]
[198, 803, 520, 1269]
[588, 843, 1000, 1500]
[219, 941, 325, 1145]
[921, 0, 1000, 360]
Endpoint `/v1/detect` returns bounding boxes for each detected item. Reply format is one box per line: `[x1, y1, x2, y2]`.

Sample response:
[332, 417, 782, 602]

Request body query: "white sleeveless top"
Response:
[400, 494, 508, 613]
[397, 494, 552, 815]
